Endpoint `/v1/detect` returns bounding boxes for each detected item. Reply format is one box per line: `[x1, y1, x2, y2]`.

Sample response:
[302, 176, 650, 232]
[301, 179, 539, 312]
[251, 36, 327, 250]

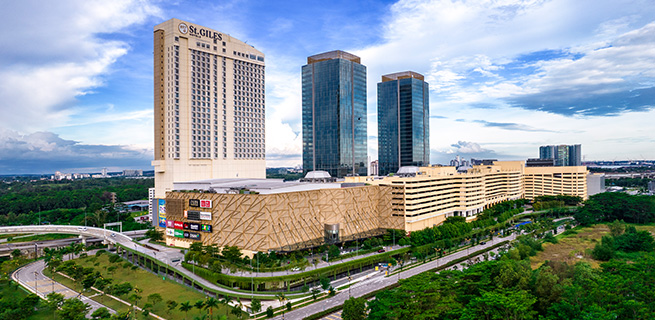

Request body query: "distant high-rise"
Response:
[539, 144, 581, 166]
[152, 18, 266, 198]
[377, 71, 429, 176]
[302, 50, 367, 178]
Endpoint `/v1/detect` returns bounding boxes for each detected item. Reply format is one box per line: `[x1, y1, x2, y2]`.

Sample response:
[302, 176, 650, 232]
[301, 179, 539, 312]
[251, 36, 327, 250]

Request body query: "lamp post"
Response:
[34, 271, 38, 296]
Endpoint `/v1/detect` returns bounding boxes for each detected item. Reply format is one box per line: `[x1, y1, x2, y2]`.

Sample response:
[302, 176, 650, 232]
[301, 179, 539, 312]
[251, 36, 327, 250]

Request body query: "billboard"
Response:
[200, 212, 212, 220]
[166, 220, 174, 228]
[174, 229, 184, 238]
[183, 231, 190, 238]
[200, 199, 212, 208]
[158, 199, 166, 228]
[173, 221, 184, 229]
[185, 210, 201, 221]
[189, 223, 200, 231]
[201, 224, 212, 233]
[188, 232, 201, 240]
[165, 228, 174, 237]
[183, 222, 190, 230]
[189, 199, 212, 208]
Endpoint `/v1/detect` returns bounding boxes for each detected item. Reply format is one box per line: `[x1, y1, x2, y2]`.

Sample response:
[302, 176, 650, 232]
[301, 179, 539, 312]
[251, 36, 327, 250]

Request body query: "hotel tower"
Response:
[153, 18, 266, 198]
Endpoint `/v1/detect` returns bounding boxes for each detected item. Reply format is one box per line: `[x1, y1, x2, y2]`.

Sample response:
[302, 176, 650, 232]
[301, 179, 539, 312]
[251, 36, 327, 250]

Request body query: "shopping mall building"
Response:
[153, 161, 588, 255]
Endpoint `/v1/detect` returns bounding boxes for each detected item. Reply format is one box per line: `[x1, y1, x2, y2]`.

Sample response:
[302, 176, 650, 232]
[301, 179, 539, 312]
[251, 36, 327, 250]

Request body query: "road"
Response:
[12, 257, 113, 315]
[274, 234, 517, 320]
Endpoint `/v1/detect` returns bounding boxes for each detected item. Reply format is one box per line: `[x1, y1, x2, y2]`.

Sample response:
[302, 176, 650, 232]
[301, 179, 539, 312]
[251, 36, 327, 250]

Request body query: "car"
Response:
[291, 267, 300, 271]
[480, 241, 486, 245]
[377, 248, 386, 253]
[110, 233, 116, 237]
[77, 227, 87, 231]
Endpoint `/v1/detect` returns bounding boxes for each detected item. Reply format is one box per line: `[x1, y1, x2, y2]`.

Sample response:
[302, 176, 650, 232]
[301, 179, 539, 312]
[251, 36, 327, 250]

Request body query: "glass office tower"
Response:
[377, 71, 430, 176]
[539, 144, 581, 166]
[302, 50, 367, 178]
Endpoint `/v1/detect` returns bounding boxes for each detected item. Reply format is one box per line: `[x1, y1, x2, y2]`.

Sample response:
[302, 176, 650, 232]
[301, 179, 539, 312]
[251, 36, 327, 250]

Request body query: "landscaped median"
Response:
[182, 247, 412, 293]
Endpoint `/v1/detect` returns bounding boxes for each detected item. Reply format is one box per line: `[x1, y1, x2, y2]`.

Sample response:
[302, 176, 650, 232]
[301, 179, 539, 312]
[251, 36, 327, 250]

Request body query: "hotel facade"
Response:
[155, 161, 588, 254]
[152, 19, 266, 199]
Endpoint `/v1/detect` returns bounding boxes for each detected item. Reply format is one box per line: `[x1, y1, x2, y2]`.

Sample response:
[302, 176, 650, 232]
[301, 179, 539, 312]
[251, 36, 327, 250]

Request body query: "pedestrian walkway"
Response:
[321, 310, 342, 320]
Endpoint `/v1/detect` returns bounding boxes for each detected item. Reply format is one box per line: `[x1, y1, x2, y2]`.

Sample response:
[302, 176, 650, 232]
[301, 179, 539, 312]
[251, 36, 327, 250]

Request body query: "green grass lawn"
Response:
[48, 252, 246, 319]
[6, 233, 76, 243]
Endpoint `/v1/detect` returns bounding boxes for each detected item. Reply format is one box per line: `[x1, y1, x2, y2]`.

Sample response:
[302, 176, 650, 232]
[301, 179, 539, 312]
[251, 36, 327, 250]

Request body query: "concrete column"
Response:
[78, 235, 87, 246]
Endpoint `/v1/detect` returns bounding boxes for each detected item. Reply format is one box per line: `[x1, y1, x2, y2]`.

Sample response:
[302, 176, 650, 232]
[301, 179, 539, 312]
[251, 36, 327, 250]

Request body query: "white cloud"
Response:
[0, 0, 161, 132]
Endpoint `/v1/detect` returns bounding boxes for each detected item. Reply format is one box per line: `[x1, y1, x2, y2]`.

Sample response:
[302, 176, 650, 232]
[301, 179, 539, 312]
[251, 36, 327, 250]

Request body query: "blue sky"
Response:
[1, 0, 654, 174]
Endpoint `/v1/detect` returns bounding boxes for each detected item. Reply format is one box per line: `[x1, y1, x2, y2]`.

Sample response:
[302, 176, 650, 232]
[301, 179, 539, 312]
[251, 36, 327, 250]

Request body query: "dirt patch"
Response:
[530, 225, 610, 269]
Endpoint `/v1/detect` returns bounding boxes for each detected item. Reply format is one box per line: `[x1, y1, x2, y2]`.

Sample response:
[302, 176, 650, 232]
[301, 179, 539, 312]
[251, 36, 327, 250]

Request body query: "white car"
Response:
[110, 233, 116, 237]
[77, 227, 87, 231]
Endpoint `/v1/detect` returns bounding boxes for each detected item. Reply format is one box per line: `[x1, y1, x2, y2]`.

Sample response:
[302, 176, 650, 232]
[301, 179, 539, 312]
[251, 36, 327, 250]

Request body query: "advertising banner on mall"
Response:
[174, 229, 184, 238]
[173, 221, 183, 229]
[185, 210, 201, 221]
[200, 212, 212, 220]
[189, 223, 200, 231]
[165, 228, 174, 237]
[183, 222, 190, 230]
[166, 220, 174, 228]
[189, 232, 201, 240]
[201, 224, 212, 232]
[158, 199, 166, 228]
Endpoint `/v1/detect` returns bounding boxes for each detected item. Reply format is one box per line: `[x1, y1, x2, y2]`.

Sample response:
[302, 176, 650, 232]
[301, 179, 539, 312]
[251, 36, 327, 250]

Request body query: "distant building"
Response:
[587, 173, 606, 196]
[526, 158, 555, 167]
[123, 169, 143, 177]
[302, 50, 368, 178]
[539, 144, 581, 166]
[649, 180, 655, 194]
[377, 71, 429, 176]
[370, 160, 379, 176]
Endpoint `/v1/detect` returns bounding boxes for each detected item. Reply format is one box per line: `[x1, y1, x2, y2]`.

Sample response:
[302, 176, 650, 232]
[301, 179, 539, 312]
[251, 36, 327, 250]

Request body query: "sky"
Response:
[0, 0, 654, 174]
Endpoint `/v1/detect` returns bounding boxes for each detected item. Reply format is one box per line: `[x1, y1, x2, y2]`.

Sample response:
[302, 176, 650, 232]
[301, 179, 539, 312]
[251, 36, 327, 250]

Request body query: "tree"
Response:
[145, 228, 164, 241]
[91, 307, 112, 319]
[320, 276, 331, 290]
[265, 306, 274, 318]
[328, 245, 340, 259]
[250, 298, 261, 313]
[342, 297, 367, 320]
[166, 300, 178, 316]
[147, 293, 163, 307]
[286, 301, 292, 311]
[57, 298, 91, 320]
[46, 292, 65, 319]
[204, 297, 219, 318]
[194, 300, 205, 315]
[275, 292, 286, 307]
[179, 301, 193, 319]
[608, 220, 625, 237]
[311, 288, 320, 300]
[11, 249, 22, 259]
[221, 246, 243, 263]
[220, 295, 233, 318]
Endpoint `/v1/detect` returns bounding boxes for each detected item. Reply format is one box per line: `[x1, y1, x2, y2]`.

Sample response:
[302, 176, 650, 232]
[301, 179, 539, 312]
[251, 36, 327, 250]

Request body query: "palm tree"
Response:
[194, 300, 205, 316]
[179, 301, 193, 319]
[204, 297, 219, 319]
[275, 292, 286, 307]
[220, 295, 232, 318]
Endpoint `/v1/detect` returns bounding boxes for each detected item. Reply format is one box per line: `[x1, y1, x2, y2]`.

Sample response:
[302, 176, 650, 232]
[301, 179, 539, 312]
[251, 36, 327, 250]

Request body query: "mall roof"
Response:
[172, 178, 346, 195]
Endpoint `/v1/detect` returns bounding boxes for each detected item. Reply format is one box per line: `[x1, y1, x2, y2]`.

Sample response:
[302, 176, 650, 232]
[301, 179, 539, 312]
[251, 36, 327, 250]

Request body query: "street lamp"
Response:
[34, 271, 38, 296]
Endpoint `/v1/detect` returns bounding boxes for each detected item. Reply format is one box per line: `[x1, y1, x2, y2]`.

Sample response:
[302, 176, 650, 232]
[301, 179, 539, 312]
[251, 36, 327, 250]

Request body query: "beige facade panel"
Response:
[163, 186, 402, 253]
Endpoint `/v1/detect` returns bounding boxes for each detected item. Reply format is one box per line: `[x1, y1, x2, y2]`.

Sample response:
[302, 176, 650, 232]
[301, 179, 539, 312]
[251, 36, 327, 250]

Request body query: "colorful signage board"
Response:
[200, 200, 212, 208]
[189, 223, 200, 231]
[188, 232, 201, 240]
[173, 221, 184, 229]
[189, 199, 200, 207]
[200, 212, 212, 220]
[183, 222, 190, 230]
[201, 224, 212, 233]
[174, 229, 184, 238]
[185, 210, 201, 221]
[166, 220, 174, 228]
[158, 199, 166, 228]
[165, 228, 174, 237]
